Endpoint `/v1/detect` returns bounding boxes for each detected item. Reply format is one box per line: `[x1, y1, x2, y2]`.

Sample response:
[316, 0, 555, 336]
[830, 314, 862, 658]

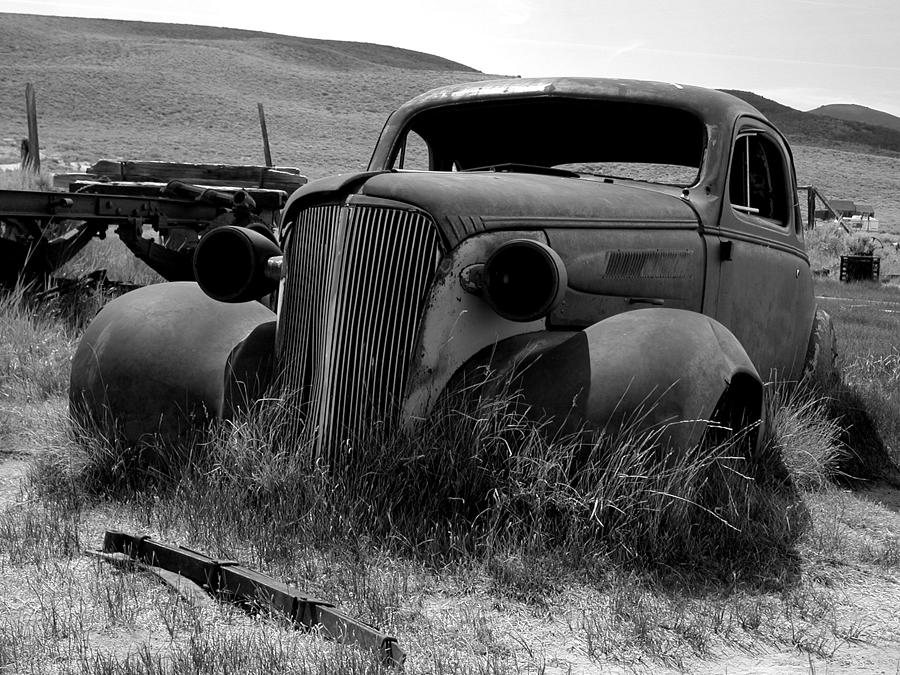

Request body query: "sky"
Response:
[3, 0, 900, 117]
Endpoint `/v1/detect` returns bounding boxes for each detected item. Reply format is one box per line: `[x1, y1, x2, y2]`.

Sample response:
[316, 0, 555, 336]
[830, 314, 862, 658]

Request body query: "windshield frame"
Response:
[383, 96, 709, 189]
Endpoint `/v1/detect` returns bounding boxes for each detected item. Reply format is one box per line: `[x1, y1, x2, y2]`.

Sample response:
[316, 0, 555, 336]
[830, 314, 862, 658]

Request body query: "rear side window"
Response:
[729, 133, 789, 226]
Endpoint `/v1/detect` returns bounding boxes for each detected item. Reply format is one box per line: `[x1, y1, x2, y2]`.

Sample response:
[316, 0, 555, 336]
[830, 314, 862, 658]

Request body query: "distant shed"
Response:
[815, 198, 866, 220]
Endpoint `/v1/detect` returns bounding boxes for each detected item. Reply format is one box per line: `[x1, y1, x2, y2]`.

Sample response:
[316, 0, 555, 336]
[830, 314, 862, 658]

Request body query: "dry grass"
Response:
[56, 229, 165, 285]
[805, 221, 900, 277]
[0, 166, 54, 191]
[0, 284, 76, 402]
[813, 278, 900, 477]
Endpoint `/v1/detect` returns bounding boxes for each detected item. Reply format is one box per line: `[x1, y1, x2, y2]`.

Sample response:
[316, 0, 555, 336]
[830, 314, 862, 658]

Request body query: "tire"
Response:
[802, 307, 840, 390]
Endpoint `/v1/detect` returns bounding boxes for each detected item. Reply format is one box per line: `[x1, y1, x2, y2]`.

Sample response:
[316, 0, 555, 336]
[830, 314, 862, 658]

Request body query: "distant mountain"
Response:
[809, 104, 900, 134]
[722, 90, 900, 156]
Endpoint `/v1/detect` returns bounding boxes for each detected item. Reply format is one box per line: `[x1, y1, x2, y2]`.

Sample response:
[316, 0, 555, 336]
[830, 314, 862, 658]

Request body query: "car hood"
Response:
[287, 171, 700, 246]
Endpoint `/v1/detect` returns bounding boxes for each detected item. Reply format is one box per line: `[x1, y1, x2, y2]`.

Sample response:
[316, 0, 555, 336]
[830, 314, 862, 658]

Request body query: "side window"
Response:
[393, 131, 431, 170]
[729, 133, 789, 226]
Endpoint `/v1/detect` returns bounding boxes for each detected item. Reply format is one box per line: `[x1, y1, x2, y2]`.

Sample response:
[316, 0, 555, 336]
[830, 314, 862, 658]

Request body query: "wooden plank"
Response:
[88, 160, 307, 192]
[66, 180, 287, 212]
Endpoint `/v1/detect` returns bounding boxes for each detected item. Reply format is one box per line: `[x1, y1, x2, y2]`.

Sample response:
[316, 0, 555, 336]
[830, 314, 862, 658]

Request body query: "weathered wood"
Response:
[23, 83, 40, 173]
[807, 185, 815, 230]
[65, 180, 287, 212]
[258, 102, 273, 167]
[89, 160, 307, 192]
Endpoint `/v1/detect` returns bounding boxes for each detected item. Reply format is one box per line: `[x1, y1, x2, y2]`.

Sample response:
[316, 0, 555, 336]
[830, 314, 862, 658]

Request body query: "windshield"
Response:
[391, 98, 706, 187]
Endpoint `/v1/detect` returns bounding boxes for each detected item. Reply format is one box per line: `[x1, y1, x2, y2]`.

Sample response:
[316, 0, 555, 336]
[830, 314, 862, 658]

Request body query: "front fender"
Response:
[70, 282, 275, 442]
[460, 308, 762, 449]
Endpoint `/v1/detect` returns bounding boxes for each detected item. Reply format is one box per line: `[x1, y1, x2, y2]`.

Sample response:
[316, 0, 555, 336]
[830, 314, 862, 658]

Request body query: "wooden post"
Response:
[257, 102, 273, 168]
[24, 83, 40, 173]
[807, 186, 816, 230]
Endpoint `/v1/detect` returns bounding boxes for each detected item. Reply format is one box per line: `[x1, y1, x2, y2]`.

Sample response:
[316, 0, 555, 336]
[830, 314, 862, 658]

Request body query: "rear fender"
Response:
[461, 308, 763, 449]
[70, 282, 275, 442]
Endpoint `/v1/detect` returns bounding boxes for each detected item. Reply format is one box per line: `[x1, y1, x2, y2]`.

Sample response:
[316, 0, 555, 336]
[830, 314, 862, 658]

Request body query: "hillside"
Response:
[811, 104, 900, 134]
[0, 13, 485, 178]
[723, 90, 900, 156]
[793, 145, 900, 230]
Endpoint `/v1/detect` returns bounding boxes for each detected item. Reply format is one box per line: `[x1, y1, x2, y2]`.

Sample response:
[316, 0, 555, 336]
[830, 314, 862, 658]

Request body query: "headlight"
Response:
[482, 239, 567, 322]
[193, 225, 282, 303]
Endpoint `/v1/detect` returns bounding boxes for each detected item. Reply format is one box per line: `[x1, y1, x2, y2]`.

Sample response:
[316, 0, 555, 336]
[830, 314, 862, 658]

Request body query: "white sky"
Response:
[4, 0, 900, 117]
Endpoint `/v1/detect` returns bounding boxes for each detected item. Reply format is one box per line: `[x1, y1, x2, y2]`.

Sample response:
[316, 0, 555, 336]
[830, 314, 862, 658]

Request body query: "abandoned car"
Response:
[70, 77, 834, 456]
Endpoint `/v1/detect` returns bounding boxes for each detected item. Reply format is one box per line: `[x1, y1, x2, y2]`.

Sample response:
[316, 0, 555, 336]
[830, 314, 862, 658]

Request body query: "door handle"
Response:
[720, 240, 733, 261]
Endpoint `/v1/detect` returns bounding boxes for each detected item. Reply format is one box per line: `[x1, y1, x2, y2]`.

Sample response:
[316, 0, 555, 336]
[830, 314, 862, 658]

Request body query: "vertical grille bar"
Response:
[277, 204, 443, 463]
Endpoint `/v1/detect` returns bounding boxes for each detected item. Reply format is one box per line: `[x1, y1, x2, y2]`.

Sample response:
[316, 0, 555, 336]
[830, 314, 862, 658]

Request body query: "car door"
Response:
[714, 119, 814, 382]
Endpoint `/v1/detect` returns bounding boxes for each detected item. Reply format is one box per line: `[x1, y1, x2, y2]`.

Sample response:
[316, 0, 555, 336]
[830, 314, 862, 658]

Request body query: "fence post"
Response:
[807, 186, 815, 230]
[23, 83, 41, 173]
[257, 102, 273, 168]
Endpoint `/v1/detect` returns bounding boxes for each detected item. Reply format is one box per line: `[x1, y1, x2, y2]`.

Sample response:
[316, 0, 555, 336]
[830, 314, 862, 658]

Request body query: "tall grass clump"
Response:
[764, 384, 846, 490]
[49, 377, 835, 579]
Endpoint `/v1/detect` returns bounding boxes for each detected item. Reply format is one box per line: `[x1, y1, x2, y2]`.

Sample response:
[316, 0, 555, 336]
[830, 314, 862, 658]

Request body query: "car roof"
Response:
[388, 77, 764, 130]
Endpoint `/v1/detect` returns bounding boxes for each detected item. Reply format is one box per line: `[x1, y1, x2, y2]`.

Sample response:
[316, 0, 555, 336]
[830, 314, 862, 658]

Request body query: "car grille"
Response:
[277, 203, 443, 462]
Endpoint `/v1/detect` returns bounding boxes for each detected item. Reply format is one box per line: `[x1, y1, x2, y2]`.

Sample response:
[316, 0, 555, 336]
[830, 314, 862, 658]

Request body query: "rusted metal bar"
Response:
[99, 531, 405, 667]
[0, 188, 221, 227]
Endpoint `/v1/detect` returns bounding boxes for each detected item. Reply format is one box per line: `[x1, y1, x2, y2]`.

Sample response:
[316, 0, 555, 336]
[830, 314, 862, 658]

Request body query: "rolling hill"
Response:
[0, 13, 484, 178]
[810, 104, 900, 134]
[1, 13, 897, 229]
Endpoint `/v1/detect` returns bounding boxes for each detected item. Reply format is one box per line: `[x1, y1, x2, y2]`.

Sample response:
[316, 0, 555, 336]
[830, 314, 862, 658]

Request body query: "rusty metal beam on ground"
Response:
[98, 530, 405, 667]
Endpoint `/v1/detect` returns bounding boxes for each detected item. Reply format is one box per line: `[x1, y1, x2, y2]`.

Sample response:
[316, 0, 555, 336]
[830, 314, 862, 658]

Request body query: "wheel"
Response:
[802, 308, 840, 390]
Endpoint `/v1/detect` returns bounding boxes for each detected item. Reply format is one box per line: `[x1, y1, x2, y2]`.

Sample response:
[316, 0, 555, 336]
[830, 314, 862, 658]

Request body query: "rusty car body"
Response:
[70, 77, 831, 457]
